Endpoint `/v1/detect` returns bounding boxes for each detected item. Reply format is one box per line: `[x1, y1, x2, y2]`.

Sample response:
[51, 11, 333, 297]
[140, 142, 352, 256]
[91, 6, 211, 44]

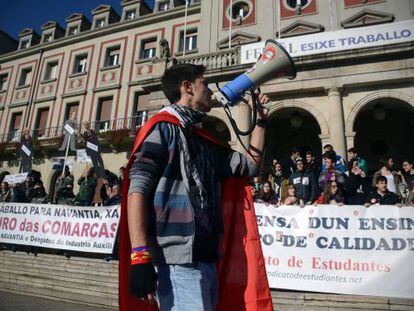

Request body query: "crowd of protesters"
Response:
[251, 145, 414, 207]
[0, 165, 124, 207]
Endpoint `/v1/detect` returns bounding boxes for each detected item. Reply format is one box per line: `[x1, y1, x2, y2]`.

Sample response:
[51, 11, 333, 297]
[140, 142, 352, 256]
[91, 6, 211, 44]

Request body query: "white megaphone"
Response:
[215, 39, 296, 107]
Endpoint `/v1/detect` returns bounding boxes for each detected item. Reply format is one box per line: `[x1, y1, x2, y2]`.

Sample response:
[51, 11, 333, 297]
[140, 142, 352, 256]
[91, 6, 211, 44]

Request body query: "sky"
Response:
[0, 0, 155, 40]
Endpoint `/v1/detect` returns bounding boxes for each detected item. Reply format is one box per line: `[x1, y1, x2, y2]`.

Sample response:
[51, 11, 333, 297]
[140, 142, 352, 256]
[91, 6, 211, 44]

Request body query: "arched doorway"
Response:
[202, 116, 232, 146]
[354, 98, 414, 173]
[266, 108, 322, 164]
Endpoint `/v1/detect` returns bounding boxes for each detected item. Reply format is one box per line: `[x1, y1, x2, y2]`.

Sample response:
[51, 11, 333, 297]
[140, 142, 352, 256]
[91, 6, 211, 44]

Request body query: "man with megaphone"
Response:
[119, 40, 295, 311]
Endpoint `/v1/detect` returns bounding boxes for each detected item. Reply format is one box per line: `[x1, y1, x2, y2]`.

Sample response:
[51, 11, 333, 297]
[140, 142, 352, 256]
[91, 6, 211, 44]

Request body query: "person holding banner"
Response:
[20, 129, 33, 173]
[120, 64, 272, 311]
[83, 121, 106, 178]
[59, 111, 78, 152]
[0, 181, 11, 202]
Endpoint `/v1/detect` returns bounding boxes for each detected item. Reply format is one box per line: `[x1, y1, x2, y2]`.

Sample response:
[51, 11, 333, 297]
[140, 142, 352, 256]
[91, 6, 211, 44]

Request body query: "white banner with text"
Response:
[255, 204, 414, 299]
[0, 203, 120, 254]
[241, 19, 414, 64]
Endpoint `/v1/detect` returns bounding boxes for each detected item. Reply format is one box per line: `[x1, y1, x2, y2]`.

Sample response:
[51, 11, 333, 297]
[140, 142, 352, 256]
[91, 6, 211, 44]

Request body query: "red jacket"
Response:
[119, 110, 273, 311]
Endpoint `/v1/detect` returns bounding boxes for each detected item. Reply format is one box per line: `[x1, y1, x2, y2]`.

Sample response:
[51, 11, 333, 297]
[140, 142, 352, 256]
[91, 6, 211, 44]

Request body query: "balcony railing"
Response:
[176, 48, 240, 71]
[0, 115, 148, 145]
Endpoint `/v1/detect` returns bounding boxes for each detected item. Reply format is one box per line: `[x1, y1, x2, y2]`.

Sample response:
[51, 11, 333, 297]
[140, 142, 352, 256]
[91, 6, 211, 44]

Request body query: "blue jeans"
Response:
[156, 262, 218, 311]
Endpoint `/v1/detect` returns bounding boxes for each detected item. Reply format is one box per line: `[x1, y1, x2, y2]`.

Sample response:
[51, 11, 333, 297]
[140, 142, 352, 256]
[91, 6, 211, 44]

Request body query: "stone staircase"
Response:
[1, 250, 413, 310]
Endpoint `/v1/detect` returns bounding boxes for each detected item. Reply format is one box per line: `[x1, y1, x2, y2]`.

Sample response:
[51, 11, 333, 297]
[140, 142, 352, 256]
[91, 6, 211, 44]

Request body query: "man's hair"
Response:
[323, 144, 333, 150]
[305, 150, 313, 156]
[376, 175, 387, 184]
[403, 159, 413, 165]
[323, 151, 336, 163]
[347, 147, 357, 154]
[161, 64, 206, 104]
[290, 147, 299, 155]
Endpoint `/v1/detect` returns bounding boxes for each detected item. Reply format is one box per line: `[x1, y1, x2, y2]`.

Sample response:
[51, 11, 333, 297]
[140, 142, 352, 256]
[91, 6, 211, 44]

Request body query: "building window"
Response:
[64, 102, 79, 123]
[67, 26, 78, 36]
[179, 29, 198, 52]
[20, 39, 30, 49]
[158, 2, 169, 11]
[105, 47, 120, 67]
[18, 68, 32, 86]
[135, 110, 148, 127]
[95, 18, 106, 28]
[125, 9, 136, 20]
[140, 39, 157, 59]
[231, 1, 250, 20]
[96, 97, 113, 132]
[73, 54, 88, 74]
[133, 93, 150, 127]
[34, 108, 49, 138]
[44, 62, 58, 80]
[9, 112, 22, 142]
[0, 74, 7, 91]
[285, 0, 309, 10]
[43, 33, 53, 43]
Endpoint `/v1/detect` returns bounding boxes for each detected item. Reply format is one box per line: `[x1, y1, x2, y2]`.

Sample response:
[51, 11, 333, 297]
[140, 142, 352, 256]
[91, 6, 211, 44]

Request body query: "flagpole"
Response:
[228, 0, 233, 49]
[183, 0, 189, 56]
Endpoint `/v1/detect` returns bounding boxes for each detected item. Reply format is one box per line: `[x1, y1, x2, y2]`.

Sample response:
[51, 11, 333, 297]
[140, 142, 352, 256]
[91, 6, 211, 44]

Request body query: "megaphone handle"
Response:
[225, 90, 258, 136]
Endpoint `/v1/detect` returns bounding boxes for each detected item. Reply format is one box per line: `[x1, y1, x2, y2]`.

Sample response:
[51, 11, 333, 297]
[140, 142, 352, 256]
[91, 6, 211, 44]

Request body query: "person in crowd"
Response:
[315, 180, 345, 205]
[268, 160, 288, 199]
[252, 176, 263, 193]
[123, 64, 271, 309]
[285, 147, 300, 176]
[83, 121, 106, 178]
[25, 177, 35, 202]
[56, 177, 76, 205]
[372, 156, 401, 196]
[76, 167, 97, 206]
[318, 151, 345, 190]
[250, 185, 258, 202]
[31, 182, 50, 204]
[401, 159, 414, 205]
[59, 110, 78, 152]
[365, 175, 402, 206]
[344, 158, 370, 205]
[118, 166, 125, 188]
[347, 147, 368, 174]
[289, 158, 318, 205]
[280, 182, 301, 206]
[321, 144, 346, 173]
[255, 181, 278, 205]
[20, 129, 33, 173]
[10, 183, 26, 203]
[104, 184, 121, 206]
[305, 150, 321, 178]
[0, 181, 11, 202]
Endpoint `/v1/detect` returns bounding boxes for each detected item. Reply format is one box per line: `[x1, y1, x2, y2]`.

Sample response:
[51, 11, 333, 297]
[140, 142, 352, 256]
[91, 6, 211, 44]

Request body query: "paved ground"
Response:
[0, 290, 117, 311]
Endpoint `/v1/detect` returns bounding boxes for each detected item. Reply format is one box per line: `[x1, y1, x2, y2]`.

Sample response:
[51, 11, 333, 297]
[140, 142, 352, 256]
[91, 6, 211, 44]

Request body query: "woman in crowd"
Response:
[268, 160, 288, 199]
[255, 181, 278, 205]
[280, 182, 301, 206]
[344, 158, 370, 205]
[315, 180, 345, 205]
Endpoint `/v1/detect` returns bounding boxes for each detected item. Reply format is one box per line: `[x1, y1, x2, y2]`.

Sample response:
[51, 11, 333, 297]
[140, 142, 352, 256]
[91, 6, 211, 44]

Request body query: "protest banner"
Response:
[76, 149, 92, 163]
[255, 204, 414, 299]
[3, 173, 28, 184]
[0, 202, 120, 254]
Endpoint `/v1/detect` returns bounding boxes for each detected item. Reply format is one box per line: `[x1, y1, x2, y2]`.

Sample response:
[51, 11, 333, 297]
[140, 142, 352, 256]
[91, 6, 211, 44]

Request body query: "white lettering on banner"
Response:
[21, 145, 31, 157]
[64, 124, 75, 135]
[241, 20, 414, 64]
[86, 141, 98, 152]
[3, 173, 28, 185]
[0, 203, 120, 254]
[255, 204, 414, 299]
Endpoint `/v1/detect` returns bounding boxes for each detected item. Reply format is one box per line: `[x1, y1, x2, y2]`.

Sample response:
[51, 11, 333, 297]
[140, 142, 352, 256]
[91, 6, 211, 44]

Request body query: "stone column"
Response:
[345, 131, 356, 152]
[326, 87, 346, 158]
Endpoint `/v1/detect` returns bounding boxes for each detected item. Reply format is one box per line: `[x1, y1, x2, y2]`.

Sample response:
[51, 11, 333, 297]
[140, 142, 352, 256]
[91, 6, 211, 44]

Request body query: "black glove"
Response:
[130, 263, 158, 299]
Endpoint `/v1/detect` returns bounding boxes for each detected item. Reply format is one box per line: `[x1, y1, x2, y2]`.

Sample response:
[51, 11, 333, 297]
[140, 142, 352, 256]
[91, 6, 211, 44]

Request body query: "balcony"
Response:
[176, 48, 240, 72]
[0, 115, 148, 157]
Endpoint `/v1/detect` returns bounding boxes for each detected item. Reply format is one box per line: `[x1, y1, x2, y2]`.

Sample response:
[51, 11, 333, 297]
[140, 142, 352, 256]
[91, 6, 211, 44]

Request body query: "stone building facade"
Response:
[0, 0, 413, 193]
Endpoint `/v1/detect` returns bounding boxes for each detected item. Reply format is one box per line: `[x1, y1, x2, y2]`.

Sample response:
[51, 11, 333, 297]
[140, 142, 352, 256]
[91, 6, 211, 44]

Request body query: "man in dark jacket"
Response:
[365, 175, 401, 206]
[83, 121, 105, 178]
[290, 158, 318, 204]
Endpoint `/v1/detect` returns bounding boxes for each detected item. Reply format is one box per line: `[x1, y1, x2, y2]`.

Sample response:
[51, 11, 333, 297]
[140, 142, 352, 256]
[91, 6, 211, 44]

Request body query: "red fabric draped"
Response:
[119, 111, 273, 311]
